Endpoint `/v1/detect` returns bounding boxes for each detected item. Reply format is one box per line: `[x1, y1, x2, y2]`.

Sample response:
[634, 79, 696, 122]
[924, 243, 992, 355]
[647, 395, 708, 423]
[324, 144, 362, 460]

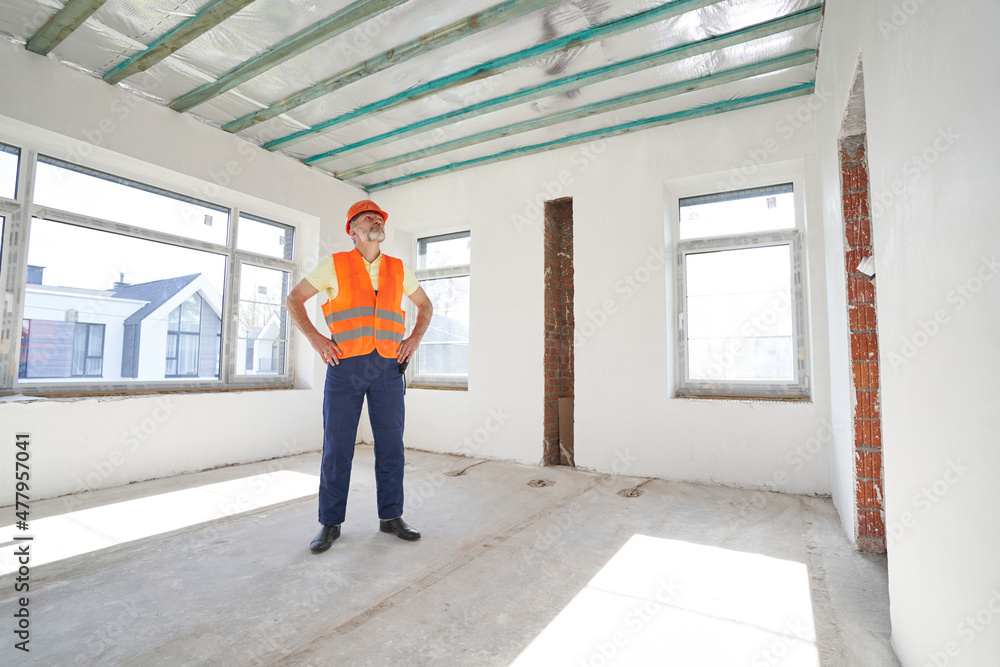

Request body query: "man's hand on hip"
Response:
[397, 334, 422, 363]
[309, 332, 343, 366]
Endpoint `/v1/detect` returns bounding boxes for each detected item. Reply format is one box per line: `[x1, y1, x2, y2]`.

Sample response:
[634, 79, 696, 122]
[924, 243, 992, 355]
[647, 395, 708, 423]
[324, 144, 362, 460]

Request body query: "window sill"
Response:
[2, 384, 295, 401]
[408, 383, 468, 391]
[674, 392, 811, 403]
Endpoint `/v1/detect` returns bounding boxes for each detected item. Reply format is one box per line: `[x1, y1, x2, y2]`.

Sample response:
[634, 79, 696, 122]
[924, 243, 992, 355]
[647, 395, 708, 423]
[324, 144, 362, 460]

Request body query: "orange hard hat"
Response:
[345, 200, 388, 234]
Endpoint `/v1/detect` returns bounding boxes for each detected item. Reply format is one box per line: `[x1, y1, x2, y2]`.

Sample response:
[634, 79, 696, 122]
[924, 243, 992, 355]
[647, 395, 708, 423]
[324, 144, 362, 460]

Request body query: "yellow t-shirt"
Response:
[305, 251, 419, 300]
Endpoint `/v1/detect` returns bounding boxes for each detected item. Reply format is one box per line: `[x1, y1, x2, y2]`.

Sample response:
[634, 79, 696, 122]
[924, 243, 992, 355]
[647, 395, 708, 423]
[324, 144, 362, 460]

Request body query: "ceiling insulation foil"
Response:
[0, 0, 824, 189]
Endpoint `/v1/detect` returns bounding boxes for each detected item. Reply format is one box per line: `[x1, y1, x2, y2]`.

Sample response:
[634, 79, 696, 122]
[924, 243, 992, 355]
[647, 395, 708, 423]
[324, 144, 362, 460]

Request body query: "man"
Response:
[286, 200, 433, 553]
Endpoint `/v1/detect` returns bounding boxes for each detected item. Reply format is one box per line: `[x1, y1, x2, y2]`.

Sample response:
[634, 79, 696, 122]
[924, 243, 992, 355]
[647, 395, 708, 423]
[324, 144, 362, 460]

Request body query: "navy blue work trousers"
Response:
[319, 350, 405, 526]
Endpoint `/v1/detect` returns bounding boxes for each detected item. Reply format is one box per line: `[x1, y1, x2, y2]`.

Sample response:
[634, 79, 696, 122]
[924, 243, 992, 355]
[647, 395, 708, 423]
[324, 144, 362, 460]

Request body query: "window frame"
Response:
[0, 146, 298, 395]
[410, 230, 471, 390]
[231, 252, 293, 379]
[237, 212, 295, 261]
[671, 175, 811, 401]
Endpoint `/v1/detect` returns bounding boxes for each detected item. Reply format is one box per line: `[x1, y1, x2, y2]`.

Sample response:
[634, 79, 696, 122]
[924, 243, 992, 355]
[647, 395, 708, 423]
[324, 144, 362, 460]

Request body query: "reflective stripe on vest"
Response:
[321, 250, 406, 359]
[334, 326, 376, 342]
[376, 308, 405, 325]
[325, 306, 376, 326]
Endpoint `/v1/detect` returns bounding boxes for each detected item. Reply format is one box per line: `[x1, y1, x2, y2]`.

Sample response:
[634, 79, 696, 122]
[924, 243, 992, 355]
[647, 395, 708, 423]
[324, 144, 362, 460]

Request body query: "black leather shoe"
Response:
[310, 524, 341, 553]
[380, 517, 421, 541]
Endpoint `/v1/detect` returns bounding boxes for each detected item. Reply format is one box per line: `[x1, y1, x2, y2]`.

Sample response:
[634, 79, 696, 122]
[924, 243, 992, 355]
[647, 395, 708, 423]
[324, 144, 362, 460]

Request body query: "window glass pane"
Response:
[72, 324, 87, 376]
[21, 218, 225, 383]
[20, 319, 75, 379]
[0, 144, 18, 199]
[417, 232, 470, 269]
[238, 214, 293, 260]
[88, 324, 104, 356]
[177, 334, 200, 376]
[237, 264, 289, 376]
[685, 245, 793, 382]
[68, 323, 106, 377]
[178, 294, 202, 332]
[33, 157, 229, 244]
[417, 276, 469, 378]
[680, 185, 794, 240]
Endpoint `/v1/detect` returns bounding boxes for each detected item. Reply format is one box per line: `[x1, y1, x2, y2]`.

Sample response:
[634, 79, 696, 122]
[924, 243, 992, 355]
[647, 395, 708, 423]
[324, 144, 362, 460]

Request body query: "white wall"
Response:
[0, 39, 362, 501]
[815, 1, 1000, 665]
[377, 95, 835, 495]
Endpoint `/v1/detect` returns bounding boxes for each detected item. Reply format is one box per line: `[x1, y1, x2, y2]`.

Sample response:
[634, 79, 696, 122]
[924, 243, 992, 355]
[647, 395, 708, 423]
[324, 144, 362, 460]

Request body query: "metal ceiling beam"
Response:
[263, 0, 730, 151]
[103, 0, 259, 85]
[26, 0, 108, 55]
[336, 49, 817, 181]
[223, 0, 562, 134]
[169, 0, 409, 113]
[305, 4, 823, 166]
[363, 82, 815, 192]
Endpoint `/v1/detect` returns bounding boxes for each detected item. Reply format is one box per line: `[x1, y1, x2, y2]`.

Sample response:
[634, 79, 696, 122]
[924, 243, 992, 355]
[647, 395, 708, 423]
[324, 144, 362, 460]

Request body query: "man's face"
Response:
[352, 211, 385, 242]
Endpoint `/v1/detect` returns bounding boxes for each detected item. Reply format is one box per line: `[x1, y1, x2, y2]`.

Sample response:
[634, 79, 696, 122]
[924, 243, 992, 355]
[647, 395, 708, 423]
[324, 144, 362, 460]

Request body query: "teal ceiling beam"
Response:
[169, 0, 410, 113]
[103, 0, 258, 85]
[26, 0, 108, 55]
[363, 82, 815, 192]
[222, 0, 562, 134]
[305, 4, 823, 166]
[336, 49, 816, 180]
[264, 0, 731, 151]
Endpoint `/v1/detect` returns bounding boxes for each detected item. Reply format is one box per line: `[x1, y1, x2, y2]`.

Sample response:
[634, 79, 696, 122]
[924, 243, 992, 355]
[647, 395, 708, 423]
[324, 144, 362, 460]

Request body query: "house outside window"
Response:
[19, 320, 105, 379]
[412, 231, 470, 389]
[675, 182, 810, 399]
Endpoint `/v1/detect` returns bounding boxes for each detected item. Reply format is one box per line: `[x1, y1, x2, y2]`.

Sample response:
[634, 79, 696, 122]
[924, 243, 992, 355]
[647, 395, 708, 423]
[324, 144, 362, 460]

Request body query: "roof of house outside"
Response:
[112, 274, 200, 325]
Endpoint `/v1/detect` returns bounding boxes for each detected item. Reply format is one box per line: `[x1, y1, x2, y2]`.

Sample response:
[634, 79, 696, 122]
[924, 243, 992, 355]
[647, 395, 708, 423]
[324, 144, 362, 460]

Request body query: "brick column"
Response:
[543, 198, 574, 466]
[841, 137, 885, 553]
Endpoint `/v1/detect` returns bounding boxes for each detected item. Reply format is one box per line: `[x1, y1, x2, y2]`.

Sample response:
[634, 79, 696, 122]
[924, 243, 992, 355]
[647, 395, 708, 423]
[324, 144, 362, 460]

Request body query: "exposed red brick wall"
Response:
[841, 139, 885, 554]
[543, 198, 574, 466]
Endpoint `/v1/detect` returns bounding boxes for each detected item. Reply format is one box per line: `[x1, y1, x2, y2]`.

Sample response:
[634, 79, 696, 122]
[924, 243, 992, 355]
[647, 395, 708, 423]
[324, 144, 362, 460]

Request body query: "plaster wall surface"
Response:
[814, 1, 1000, 664]
[377, 96, 834, 495]
[0, 39, 363, 501]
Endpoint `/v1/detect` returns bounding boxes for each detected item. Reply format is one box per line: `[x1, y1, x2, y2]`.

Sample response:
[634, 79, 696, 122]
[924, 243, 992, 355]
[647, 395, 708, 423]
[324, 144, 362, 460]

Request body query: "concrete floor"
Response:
[1, 447, 899, 666]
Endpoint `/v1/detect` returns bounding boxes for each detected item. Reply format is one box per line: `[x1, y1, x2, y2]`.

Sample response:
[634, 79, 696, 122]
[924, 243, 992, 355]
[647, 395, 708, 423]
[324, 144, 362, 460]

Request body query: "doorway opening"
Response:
[543, 197, 574, 466]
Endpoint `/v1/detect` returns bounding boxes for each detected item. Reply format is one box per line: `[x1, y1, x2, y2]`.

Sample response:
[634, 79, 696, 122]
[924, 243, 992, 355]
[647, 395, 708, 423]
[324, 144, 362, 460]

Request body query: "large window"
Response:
[413, 231, 470, 389]
[0, 147, 296, 394]
[675, 183, 809, 399]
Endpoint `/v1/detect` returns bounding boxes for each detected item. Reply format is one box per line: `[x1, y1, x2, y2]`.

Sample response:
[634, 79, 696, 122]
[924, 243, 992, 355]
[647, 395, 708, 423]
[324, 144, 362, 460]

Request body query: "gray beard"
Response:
[367, 226, 386, 242]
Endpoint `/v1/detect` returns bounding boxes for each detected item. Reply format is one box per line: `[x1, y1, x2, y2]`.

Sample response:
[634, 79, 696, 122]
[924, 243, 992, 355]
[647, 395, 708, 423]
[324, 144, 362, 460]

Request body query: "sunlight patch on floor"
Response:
[0, 470, 317, 574]
[512, 534, 819, 666]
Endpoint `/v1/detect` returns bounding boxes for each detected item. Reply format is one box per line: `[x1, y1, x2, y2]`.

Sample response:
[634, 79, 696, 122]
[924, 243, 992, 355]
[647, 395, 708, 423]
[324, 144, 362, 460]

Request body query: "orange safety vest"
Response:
[322, 250, 406, 359]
